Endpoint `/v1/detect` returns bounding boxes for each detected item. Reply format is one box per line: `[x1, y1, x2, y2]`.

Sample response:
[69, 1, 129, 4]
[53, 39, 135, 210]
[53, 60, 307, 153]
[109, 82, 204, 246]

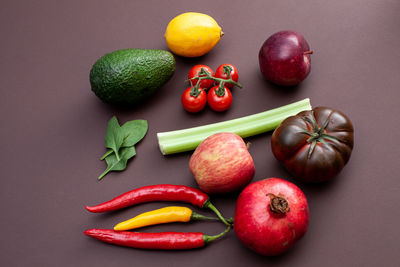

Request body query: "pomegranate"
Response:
[234, 178, 309, 256]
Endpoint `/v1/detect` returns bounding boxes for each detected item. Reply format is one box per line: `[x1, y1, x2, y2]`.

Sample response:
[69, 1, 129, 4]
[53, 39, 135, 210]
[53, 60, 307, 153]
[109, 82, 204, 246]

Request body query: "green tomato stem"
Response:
[157, 98, 312, 155]
[189, 81, 202, 98]
[215, 81, 226, 96]
[189, 67, 242, 89]
[301, 111, 341, 159]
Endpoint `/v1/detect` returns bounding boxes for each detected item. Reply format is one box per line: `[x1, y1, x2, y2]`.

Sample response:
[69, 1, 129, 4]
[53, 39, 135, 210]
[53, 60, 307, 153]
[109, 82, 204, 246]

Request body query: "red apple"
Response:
[189, 132, 255, 194]
[259, 30, 312, 86]
[234, 178, 309, 256]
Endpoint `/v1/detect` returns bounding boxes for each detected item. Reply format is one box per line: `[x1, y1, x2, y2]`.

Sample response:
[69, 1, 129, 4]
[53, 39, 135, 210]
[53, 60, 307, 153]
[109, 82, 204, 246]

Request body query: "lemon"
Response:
[164, 12, 223, 57]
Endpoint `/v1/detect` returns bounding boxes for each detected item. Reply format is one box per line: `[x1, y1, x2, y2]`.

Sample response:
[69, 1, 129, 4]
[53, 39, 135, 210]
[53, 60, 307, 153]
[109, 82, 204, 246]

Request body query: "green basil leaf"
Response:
[98, 146, 136, 180]
[104, 116, 124, 160]
[121, 119, 148, 147]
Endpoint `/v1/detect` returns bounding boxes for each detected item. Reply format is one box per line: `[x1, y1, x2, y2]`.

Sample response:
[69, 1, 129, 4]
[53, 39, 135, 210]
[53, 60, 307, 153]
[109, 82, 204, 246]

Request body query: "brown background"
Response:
[1, 0, 399, 266]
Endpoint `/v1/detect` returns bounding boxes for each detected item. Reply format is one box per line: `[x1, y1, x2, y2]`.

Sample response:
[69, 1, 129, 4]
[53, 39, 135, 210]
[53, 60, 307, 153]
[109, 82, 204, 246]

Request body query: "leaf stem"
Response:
[98, 165, 112, 180]
[115, 151, 120, 161]
[100, 149, 114, 160]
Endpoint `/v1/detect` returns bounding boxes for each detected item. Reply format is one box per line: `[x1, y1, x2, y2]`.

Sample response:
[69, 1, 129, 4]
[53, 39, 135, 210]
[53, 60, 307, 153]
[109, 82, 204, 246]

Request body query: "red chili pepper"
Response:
[85, 184, 230, 226]
[85, 184, 208, 212]
[84, 227, 230, 250]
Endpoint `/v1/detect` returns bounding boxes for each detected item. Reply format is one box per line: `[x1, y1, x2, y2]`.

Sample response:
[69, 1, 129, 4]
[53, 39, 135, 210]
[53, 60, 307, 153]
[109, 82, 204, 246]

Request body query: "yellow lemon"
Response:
[164, 12, 223, 57]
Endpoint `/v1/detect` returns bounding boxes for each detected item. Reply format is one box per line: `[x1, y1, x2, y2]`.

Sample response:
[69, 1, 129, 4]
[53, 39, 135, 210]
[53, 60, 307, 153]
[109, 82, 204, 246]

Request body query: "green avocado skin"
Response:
[90, 49, 175, 106]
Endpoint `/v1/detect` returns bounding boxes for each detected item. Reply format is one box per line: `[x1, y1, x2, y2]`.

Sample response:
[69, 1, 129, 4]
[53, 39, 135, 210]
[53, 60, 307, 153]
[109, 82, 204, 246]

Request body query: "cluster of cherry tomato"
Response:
[181, 64, 240, 113]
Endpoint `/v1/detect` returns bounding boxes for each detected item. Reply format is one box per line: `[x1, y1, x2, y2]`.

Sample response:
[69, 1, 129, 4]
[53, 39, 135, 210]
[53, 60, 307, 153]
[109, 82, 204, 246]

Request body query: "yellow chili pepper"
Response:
[114, 206, 221, 231]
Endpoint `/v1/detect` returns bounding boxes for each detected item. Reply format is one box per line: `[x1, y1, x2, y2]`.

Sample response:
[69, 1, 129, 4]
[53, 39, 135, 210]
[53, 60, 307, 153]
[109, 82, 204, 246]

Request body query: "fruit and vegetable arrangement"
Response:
[84, 11, 355, 256]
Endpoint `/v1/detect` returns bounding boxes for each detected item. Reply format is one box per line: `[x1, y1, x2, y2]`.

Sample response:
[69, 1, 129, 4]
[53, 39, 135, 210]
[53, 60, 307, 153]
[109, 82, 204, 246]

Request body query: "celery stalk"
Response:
[157, 98, 311, 155]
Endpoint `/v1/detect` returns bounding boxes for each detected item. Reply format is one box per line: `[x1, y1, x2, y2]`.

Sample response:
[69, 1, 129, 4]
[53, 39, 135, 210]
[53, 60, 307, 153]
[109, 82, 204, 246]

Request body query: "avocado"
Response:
[90, 49, 175, 106]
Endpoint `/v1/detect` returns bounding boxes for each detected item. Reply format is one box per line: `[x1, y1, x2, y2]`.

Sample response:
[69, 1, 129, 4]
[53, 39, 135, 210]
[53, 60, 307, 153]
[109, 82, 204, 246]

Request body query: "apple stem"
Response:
[304, 50, 313, 55]
[246, 142, 251, 150]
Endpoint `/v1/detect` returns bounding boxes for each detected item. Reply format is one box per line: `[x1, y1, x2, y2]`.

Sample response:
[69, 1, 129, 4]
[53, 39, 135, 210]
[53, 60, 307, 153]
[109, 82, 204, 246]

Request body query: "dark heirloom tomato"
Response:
[271, 107, 354, 182]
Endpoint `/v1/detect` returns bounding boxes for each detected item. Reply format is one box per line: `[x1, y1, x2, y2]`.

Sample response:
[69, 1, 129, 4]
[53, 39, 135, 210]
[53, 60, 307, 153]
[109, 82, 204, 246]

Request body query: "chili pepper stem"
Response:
[203, 200, 231, 226]
[191, 212, 220, 221]
[203, 225, 232, 244]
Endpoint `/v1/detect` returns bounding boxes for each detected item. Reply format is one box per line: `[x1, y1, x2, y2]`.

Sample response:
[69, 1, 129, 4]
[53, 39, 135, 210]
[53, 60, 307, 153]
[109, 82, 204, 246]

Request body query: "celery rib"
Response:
[157, 98, 312, 155]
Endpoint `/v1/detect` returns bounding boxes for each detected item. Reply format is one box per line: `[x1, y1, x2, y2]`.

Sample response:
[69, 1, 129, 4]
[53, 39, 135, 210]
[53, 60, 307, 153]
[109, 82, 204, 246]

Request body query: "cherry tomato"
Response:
[207, 86, 233, 112]
[181, 87, 207, 113]
[214, 64, 239, 89]
[188, 65, 214, 89]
